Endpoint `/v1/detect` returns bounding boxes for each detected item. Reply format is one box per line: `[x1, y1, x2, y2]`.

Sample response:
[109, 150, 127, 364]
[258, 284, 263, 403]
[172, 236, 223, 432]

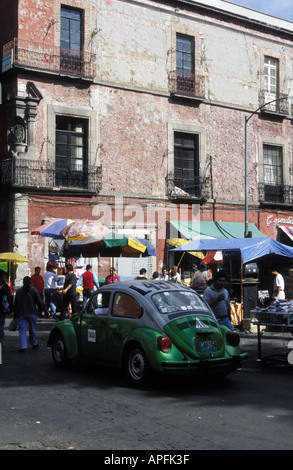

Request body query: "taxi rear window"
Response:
[151, 290, 212, 316]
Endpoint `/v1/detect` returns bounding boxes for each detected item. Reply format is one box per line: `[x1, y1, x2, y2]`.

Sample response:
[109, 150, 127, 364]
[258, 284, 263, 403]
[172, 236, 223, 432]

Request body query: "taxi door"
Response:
[106, 291, 141, 363]
[80, 291, 111, 361]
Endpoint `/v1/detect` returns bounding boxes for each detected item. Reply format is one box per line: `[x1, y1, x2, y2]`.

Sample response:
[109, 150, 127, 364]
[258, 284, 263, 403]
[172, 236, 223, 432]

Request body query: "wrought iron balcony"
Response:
[258, 182, 293, 205]
[169, 70, 205, 101]
[2, 38, 96, 79]
[258, 90, 290, 116]
[169, 71, 205, 99]
[167, 172, 208, 201]
[0, 158, 102, 194]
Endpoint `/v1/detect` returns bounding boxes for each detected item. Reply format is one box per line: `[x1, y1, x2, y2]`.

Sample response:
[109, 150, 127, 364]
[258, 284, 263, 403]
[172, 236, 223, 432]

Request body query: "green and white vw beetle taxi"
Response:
[47, 281, 248, 385]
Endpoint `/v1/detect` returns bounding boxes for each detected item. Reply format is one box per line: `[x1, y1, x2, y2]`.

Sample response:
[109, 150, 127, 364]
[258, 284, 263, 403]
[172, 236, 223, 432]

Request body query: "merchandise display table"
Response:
[251, 306, 293, 362]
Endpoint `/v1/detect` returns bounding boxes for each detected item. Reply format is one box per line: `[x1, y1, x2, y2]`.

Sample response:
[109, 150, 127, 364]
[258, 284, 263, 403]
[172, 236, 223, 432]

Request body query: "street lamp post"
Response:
[244, 95, 291, 238]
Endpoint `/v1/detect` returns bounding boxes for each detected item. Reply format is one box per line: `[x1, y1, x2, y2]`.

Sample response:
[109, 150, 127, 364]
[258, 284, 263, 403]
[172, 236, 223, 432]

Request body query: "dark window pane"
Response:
[174, 132, 199, 194]
[55, 116, 88, 188]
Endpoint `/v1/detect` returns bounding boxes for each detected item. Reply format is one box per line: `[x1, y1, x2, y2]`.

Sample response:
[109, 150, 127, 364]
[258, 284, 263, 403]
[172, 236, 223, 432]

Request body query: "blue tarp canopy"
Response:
[171, 237, 293, 264]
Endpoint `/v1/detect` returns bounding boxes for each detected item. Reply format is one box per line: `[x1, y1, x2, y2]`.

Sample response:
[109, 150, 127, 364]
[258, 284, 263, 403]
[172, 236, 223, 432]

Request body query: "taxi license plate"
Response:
[199, 340, 217, 352]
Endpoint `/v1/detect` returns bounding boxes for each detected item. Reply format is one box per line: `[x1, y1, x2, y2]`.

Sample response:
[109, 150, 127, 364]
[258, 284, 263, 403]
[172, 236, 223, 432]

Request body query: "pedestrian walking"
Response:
[44, 263, 60, 318]
[169, 265, 181, 283]
[191, 264, 207, 291]
[31, 266, 44, 317]
[77, 264, 99, 309]
[14, 276, 47, 352]
[105, 267, 119, 284]
[60, 264, 78, 321]
[0, 270, 13, 344]
[271, 267, 285, 300]
[203, 270, 233, 331]
[159, 267, 169, 281]
[135, 268, 148, 280]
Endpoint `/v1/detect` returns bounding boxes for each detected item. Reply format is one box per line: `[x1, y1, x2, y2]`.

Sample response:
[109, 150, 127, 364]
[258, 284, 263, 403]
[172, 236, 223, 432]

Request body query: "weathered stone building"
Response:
[1, 0, 293, 282]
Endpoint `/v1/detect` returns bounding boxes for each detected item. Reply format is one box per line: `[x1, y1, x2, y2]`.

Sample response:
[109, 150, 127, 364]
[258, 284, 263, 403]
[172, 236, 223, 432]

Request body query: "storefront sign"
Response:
[2, 49, 13, 72]
[265, 215, 293, 227]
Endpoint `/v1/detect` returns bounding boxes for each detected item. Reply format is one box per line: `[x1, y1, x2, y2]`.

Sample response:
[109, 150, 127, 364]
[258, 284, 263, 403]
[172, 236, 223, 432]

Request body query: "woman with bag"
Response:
[14, 276, 47, 352]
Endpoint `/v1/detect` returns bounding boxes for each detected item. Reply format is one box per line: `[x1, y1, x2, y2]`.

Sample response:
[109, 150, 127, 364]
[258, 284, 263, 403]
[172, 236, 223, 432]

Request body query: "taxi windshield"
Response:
[151, 290, 213, 317]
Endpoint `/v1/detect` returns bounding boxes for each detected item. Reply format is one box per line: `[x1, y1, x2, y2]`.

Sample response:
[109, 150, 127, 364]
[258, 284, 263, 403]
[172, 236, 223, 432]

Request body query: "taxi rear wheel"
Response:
[124, 345, 151, 385]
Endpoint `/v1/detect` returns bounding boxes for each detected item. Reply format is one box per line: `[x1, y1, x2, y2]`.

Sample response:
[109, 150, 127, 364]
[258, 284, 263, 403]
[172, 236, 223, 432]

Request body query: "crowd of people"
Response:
[0, 259, 286, 351]
[0, 262, 95, 352]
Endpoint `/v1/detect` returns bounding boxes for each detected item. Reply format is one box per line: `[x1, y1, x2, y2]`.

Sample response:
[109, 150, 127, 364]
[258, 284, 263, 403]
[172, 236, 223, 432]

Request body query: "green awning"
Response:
[169, 221, 264, 240]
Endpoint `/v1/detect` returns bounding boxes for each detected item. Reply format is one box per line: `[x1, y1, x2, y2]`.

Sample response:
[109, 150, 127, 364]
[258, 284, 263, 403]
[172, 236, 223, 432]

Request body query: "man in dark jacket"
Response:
[0, 270, 13, 344]
[14, 276, 46, 352]
[60, 264, 77, 321]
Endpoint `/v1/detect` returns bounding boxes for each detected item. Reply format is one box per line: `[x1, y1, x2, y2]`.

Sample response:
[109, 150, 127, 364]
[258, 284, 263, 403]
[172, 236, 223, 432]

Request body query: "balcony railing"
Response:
[0, 158, 102, 194]
[259, 182, 293, 205]
[167, 172, 208, 200]
[2, 38, 96, 78]
[258, 90, 290, 115]
[169, 71, 205, 99]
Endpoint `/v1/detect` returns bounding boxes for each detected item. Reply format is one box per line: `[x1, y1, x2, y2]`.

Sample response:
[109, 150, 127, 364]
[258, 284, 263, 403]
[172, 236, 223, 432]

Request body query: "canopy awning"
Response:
[171, 237, 293, 264]
[278, 225, 293, 243]
[169, 221, 264, 240]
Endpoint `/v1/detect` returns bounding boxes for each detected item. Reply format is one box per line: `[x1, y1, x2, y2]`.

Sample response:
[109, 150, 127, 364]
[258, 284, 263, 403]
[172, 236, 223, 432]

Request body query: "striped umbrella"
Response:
[31, 219, 74, 239]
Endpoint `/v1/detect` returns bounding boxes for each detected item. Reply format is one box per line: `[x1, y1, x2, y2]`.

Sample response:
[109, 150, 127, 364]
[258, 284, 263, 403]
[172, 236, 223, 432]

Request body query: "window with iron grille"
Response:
[176, 35, 195, 94]
[174, 132, 199, 194]
[263, 144, 284, 203]
[56, 116, 88, 188]
[60, 6, 83, 73]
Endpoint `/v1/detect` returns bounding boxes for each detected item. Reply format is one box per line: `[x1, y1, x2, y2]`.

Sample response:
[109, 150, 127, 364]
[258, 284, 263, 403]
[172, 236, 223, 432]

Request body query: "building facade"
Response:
[1, 0, 293, 282]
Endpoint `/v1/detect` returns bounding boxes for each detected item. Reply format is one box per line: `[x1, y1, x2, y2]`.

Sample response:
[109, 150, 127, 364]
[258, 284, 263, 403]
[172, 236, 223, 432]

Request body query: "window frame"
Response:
[263, 144, 284, 203]
[55, 115, 89, 188]
[176, 34, 195, 75]
[111, 292, 141, 319]
[60, 5, 83, 52]
[174, 132, 199, 194]
[264, 56, 279, 110]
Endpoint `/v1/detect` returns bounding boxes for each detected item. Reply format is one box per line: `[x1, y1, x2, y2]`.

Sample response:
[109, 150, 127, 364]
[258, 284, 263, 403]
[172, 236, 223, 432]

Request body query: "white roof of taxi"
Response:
[100, 280, 190, 295]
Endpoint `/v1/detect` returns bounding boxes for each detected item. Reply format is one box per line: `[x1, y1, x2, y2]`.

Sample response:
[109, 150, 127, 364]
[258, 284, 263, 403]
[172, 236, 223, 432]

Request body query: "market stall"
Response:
[171, 237, 293, 326]
[250, 301, 293, 361]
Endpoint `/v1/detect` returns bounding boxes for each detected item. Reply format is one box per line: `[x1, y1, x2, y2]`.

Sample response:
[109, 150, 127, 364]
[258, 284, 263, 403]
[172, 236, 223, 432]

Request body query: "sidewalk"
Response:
[239, 328, 293, 366]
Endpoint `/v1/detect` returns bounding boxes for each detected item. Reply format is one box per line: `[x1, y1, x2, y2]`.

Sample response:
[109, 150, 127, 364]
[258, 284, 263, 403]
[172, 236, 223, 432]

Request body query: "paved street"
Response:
[1, 316, 293, 451]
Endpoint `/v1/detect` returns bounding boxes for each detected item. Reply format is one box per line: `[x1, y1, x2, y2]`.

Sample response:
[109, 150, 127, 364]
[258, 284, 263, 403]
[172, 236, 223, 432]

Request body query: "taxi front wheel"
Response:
[51, 332, 70, 367]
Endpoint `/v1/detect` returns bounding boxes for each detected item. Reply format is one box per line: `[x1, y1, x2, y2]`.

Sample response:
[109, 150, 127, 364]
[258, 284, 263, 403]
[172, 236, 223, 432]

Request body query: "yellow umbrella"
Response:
[0, 252, 29, 288]
[0, 252, 29, 263]
[166, 239, 204, 259]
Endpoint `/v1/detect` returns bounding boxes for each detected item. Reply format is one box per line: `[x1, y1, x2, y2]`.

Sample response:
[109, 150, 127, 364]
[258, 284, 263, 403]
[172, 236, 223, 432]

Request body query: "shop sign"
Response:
[265, 215, 293, 227]
[2, 49, 13, 72]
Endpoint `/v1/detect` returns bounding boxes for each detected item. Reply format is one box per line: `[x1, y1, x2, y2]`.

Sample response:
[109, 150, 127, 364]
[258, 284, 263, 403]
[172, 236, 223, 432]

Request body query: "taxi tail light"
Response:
[157, 336, 172, 353]
[226, 331, 240, 347]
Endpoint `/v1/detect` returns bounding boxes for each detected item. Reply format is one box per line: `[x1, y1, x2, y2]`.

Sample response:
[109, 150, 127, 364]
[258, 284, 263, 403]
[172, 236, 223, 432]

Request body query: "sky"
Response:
[228, 0, 293, 22]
